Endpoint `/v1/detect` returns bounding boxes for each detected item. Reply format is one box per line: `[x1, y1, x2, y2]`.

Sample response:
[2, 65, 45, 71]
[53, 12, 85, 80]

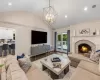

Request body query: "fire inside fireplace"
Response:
[78, 44, 91, 53]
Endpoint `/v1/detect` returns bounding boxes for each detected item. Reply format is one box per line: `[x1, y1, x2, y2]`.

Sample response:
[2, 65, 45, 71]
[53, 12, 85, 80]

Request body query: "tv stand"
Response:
[31, 45, 50, 57]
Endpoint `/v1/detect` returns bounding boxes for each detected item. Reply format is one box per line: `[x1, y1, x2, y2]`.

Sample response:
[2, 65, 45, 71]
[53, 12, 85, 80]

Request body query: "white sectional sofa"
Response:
[1, 54, 100, 80]
[1, 55, 52, 80]
[69, 54, 100, 80]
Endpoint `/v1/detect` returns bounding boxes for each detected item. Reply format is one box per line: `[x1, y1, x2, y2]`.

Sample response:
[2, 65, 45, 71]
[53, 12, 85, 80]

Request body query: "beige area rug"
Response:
[32, 56, 76, 80]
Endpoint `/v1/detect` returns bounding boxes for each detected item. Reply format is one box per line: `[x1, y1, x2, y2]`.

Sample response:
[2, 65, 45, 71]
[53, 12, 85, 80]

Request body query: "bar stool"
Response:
[9, 45, 12, 54]
[0, 46, 2, 57]
[2, 44, 9, 57]
[11, 44, 15, 55]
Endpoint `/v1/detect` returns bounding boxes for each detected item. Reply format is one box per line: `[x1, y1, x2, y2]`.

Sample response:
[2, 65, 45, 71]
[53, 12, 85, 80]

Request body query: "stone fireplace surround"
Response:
[75, 40, 96, 54]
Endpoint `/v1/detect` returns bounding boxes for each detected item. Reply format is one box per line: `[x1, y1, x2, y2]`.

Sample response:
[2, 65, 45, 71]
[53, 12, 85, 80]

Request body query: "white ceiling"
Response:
[0, 0, 100, 28]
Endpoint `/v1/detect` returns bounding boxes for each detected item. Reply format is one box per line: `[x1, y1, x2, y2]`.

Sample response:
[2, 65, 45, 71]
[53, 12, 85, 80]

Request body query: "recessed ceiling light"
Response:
[65, 15, 68, 18]
[84, 7, 88, 11]
[8, 2, 12, 6]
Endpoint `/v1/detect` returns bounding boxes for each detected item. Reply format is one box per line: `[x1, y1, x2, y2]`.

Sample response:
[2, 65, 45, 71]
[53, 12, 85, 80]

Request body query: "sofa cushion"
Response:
[7, 63, 28, 80]
[6, 59, 18, 69]
[5, 55, 18, 70]
[1, 71, 6, 80]
[7, 63, 23, 80]
[11, 70, 28, 80]
[7, 63, 22, 73]
[78, 60, 100, 76]
[18, 58, 32, 73]
[68, 54, 95, 63]
[26, 68, 51, 80]
[70, 67, 100, 80]
[5, 55, 17, 63]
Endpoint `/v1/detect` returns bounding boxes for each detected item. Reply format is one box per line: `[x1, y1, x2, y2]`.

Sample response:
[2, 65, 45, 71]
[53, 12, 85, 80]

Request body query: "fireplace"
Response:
[78, 43, 91, 54]
[75, 40, 96, 54]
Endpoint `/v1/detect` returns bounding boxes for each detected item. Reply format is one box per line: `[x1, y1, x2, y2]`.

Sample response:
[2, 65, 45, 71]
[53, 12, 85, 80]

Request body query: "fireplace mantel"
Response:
[72, 35, 100, 37]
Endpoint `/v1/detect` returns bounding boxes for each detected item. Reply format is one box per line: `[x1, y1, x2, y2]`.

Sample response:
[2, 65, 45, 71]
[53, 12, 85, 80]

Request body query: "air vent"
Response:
[92, 5, 96, 8]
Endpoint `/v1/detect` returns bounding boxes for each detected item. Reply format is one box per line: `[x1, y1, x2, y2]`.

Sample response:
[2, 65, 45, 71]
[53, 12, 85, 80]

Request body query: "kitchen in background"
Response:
[0, 27, 15, 57]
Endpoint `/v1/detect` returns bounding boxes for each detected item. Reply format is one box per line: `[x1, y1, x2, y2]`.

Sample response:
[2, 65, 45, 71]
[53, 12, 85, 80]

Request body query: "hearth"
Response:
[78, 43, 91, 54]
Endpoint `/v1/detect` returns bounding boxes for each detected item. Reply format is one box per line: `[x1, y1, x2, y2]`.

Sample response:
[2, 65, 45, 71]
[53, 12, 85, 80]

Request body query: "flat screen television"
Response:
[31, 30, 47, 44]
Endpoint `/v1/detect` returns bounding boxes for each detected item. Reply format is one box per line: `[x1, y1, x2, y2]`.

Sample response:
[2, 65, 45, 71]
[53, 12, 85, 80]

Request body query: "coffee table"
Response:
[41, 54, 71, 79]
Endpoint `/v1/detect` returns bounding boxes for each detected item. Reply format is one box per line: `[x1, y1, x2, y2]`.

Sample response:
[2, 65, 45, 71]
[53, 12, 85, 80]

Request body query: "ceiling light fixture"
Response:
[43, 0, 57, 24]
[8, 2, 12, 6]
[65, 15, 68, 18]
[84, 7, 88, 11]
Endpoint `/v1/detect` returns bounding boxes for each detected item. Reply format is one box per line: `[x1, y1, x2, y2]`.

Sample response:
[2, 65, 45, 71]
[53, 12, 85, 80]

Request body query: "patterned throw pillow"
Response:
[18, 58, 32, 73]
[90, 51, 100, 63]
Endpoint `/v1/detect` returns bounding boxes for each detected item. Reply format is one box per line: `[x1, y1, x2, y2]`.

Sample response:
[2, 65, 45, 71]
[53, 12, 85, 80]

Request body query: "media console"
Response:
[31, 45, 50, 57]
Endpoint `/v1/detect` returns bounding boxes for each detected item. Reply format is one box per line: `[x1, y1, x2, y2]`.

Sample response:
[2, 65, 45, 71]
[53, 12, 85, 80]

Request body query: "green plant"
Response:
[63, 34, 67, 41]
[58, 35, 61, 41]
[0, 64, 4, 67]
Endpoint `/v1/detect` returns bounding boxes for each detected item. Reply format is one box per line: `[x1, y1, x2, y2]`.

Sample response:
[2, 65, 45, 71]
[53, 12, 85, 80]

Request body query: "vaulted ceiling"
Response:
[0, 0, 100, 28]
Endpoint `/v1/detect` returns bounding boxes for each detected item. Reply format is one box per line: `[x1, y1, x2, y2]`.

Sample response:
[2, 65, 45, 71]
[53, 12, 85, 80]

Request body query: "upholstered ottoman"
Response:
[68, 55, 80, 67]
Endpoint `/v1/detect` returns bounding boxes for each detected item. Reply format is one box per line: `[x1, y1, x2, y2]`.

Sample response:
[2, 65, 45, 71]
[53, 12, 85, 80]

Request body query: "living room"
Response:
[0, 0, 100, 80]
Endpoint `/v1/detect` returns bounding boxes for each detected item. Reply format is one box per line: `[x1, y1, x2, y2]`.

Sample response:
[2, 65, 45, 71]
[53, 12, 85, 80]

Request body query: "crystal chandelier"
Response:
[43, 0, 57, 24]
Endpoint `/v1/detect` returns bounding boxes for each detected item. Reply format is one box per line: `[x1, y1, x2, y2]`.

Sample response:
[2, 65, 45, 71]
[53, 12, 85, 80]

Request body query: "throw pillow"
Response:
[96, 50, 100, 52]
[17, 53, 25, 60]
[18, 58, 32, 73]
[90, 51, 100, 63]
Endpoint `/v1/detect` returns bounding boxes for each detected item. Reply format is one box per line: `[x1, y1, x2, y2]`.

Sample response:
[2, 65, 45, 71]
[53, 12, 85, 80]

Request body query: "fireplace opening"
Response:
[78, 43, 91, 54]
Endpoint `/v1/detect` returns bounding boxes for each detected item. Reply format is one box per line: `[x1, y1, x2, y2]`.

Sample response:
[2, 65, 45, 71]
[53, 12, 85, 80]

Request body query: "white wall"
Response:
[0, 11, 53, 55]
[54, 27, 70, 33]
